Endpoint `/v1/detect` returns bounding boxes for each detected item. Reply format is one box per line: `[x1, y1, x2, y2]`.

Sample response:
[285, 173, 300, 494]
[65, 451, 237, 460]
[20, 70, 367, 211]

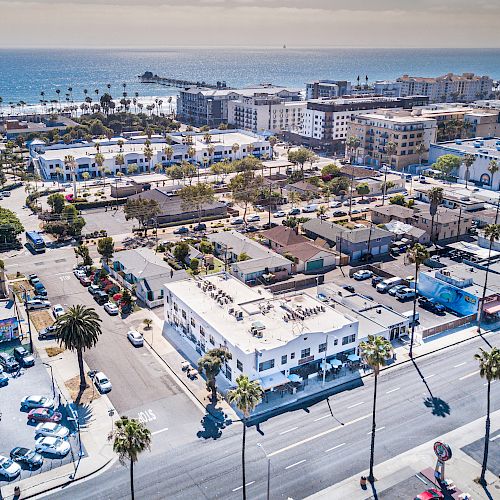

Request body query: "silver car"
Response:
[35, 422, 70, 439]
[127, 330, 144, 347]
[93, 371, 112, 393]
[35, 436, 71, 457]
[21, 395, 55, 411]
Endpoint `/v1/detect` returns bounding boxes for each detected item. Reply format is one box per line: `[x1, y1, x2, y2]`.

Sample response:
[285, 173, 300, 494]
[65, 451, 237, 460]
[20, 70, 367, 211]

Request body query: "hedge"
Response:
[73, 198, 127, 210]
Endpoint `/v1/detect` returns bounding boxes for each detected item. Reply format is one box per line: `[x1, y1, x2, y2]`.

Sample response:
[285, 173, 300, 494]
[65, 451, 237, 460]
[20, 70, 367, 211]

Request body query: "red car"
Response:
[27, 408, 62, 423]
[414, 489, 444, 500]
[79, 276, 91, 287]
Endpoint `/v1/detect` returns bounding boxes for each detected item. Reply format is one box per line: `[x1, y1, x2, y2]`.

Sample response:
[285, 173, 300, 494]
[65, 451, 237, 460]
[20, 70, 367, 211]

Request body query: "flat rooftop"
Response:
[434, 137, 500, 159]
[165, 274, 355, 354]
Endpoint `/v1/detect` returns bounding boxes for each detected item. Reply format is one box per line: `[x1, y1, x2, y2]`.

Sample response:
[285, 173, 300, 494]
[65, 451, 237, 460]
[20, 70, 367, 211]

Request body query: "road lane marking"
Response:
[347, 402, 364, 408]
[425, 374, 436, 379]
[280, 427, 298, 435]
[325, 443, 346, 453]
[386, 387, 400, 394]
[232, 481, 255, 492]
[151, 427, 169, 436]
[314, 415, 330, 422]
[367, 426, 385, 435]
[285, 460, 306, 470]
[268, 413, 370, 458]
[453, 362, 466, 368]
[489, 434, 500, 442]
[459, 370, 480, 381]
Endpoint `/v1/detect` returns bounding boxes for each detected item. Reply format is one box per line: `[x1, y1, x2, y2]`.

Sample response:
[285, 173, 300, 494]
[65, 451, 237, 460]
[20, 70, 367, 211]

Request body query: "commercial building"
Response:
[1, 115, 78, 139]
[32, 130, 270, 180]
[429, 137, 500, 188]
[347, 110, 437, 169]
[164, 273, 360, 388]
[305, 80, 352, 100]
[176, 86, 302, 127]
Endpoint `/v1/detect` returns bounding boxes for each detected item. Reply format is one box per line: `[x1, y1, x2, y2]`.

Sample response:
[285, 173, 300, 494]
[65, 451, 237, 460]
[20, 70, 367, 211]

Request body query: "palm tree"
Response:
[345, 135, 361, 164]
[203, 132, 212, 144]
[385, 141, 397, 170]
[197, 348, 232, 402]
[414, 143, 427, 167]
[232, 143, 240, 160]
[317, 205, 327, 220]
[110, 416, 151, 500]
[114, 153, 125, 175]
[474, 347, 500, 485]
[227, 375, 263, 500]
[163, 145, 174, 166]
[143, 140, 154, 173]
[187, 146, 197, 165]
[488, 159, 498, 190]
[359, 335, 393, 483]
[54, 305, 102, 393]
[407, 243, 429, 357]
[477, 224, 500, 334]
[268, 135, 278, 159]
[462, 153, 476, 189]
[288, 191, 301, 208]
[428, 187, 443, 243]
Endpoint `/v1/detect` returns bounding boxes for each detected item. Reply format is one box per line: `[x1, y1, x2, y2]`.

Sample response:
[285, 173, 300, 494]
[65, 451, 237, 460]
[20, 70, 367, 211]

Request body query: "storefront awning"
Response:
[259, 372, 289, 391]
[484, 300, 500, 315]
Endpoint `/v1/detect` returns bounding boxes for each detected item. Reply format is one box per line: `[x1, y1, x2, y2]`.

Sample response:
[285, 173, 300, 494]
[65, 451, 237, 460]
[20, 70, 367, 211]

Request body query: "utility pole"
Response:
[256, 443, 271, 500]
[19, 286, 34, 354]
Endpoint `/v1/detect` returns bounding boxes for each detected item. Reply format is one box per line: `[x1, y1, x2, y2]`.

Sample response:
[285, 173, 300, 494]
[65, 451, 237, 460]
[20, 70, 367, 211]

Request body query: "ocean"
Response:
[1, 47, 500, 109]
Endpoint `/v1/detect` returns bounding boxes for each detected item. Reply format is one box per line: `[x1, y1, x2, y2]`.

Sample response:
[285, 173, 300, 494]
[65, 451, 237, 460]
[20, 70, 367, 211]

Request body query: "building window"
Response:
[209, 334, 215, 345]
[334, 339, 338, 346]
[182, 310, 187, 319]
[290, 352, 295, 360]
[300, 348, 311, 359]
[319, 343, 327, 353]
[199, 325, 205, 337]
[173, 303, 178, 311]
[236, 359, 243, 372]
[281, 354, 287, 365]
[342, 334, 356, 345]
[190, 318, 195, 327]
[258, 359, 275, 372]
[225, 365, 232, 381]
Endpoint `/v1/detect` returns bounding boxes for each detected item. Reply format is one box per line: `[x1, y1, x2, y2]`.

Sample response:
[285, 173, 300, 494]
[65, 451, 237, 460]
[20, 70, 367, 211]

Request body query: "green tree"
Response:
[143, 140, 154, 172]
[268, 135, 278, 158]
[474, 347, 500, 485]
[428, 187, 443, 242]
[163, 145, 174, 166]
[74, 244, 93, 267]
[488, 159, 498, 190]
[330, 176, 351, 196]
[462, 153, 476, 189]
[114, 153, 125, 176]
[123, 198, 161, 237]
[237, 252, 251, 261]
[110, 416, 151, 500]
[54, 305, 102, 393]
[47, 193, 66, 214]
[345, 135, 361, 164]
[407, 243, 429, 356]
[179, 183, 215, 225]
[356, 182, 370, 200]
[166, 165, 183, 183]
[227, 375, 263, 500]
[414, 143, 427, 166]
[288, 147, 315, 179]
[229, 171, 263, 224]
[433, 154, 461, 177]
[359, 335, 393, 483]
[197, 347, 232, 402]
[82, 171, 90, 189]
[173, 242, 189, 263]
[199, 240, 213, 254]
[97, 236, 115, 264]
[389, 194, 406, 206]
[321, 163, 341, 178]
[181, 161, 197, 185]
[385, 141, 397, 169]
[190, 257, 200, 272]
[317, 205, 327, 218]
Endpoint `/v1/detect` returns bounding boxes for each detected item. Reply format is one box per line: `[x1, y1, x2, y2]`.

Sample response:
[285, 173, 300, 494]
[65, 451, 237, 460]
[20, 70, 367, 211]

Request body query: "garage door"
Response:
[306, 258, 324, 271]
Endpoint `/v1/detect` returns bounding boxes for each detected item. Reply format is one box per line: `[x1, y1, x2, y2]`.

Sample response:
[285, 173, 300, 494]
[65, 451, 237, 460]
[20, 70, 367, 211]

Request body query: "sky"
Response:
[1, 0, 499, 48]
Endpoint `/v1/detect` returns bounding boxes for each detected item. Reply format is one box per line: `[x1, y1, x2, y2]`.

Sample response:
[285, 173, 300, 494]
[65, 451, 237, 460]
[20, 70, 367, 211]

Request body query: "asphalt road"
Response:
[45, 332, 500, 500]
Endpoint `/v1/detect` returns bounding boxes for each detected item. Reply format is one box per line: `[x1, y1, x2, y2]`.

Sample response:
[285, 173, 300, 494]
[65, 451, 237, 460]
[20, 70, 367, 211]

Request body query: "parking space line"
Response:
[285, 460, 306, 470]
[279, 426, 298, 435]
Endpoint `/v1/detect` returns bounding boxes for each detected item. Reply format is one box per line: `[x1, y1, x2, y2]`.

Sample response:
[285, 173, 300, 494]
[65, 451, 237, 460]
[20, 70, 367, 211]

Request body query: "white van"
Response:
[302, 204, 318, 213]
[376, 276, 403, 293]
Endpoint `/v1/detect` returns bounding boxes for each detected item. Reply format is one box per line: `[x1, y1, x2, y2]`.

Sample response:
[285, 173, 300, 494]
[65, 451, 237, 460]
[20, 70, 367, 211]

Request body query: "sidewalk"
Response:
[1, 308, 117, 500]
[309, 409, 500, 500]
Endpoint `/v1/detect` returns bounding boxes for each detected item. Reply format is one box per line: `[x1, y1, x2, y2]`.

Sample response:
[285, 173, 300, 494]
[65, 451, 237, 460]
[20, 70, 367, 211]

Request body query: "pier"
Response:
[138, 72, 231, 90]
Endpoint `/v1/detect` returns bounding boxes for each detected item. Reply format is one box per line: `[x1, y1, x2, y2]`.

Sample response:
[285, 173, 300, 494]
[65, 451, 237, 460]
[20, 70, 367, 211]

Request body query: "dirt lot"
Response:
[30, 310, 54, 331]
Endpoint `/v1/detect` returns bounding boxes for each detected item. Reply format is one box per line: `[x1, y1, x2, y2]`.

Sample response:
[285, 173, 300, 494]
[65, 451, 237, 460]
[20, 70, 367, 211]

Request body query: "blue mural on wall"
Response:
[418, 272, 479, 316]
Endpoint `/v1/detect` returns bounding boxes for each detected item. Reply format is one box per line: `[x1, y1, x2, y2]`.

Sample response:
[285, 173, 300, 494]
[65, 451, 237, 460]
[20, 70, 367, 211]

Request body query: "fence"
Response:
[266, 275, 324, 294]
[421, 313, 476, 338]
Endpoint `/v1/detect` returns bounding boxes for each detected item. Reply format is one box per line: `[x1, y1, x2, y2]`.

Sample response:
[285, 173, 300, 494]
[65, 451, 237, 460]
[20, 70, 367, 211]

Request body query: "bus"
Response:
[26, 231, 46, 253]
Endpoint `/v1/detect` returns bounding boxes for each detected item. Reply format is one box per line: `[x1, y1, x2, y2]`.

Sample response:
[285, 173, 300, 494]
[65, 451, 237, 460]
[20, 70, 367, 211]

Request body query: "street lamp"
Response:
[256, 443, 271, 500]
[18, 285, 34, 354]
[42, 362, 56, 398]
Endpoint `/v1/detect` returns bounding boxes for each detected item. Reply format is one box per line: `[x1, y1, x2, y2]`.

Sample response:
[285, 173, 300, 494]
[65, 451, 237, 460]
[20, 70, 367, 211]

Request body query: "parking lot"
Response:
[0, 362, 81, 486]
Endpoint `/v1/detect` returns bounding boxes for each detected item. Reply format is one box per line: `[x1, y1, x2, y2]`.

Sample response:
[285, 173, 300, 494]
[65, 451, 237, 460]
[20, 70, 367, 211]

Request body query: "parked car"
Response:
[0, 455, 22, 479]
[396, 287, 417, 301]
[127, 330, 144, 347]
[343, 285, 355, 293]
[273, 210, 286, 218]
[173, 226, 189, 234]
[318, 213, 329, 220]
[10, 447, 44, 469]
[88, 284, 100, 296]
[302, 204, 318, 213]
[13, 346, 35, 367]
[330, 202, 342, 208]
[33, 282, 47, 297]
[103, 302, 119, 315]
[2, 191, 11, 197]
[26, 299, 51, 310]
[0, 367, 9, 387]
[94, 291, 109, 305]
[193, 223, 207, 232]
[244, 225, 260, 233]
[35, 422, 70, 439]
[388, 284, 407, 296]
[414, 489, 444, 500]
[28, 408, 62, 423]
[371, 276, 384, 286]
[38, 325, 57, 340]
[353, 270, 373, 281]
[419, 297, 446, 314]
[35, 436, 71, 457]
[93, 371, 112, 393]
[231, 218, 244, 225]
[288, 208, 301, 216]
[28, 274, 40, 285]
[262, 222, 278, 229]
[332, 210, 348, 217]
[73, 268, 86, 278]
[0, 352, 20, 372]
[21, 395, 55, 411]
[247, 214, 261, 222]
[52, 304, 65, 318]
[79, 276, 91, 287]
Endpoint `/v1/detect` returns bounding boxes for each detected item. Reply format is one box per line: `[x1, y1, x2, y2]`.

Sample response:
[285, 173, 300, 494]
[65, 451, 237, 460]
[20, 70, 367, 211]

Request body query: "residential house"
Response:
[284, 180, 322, 200]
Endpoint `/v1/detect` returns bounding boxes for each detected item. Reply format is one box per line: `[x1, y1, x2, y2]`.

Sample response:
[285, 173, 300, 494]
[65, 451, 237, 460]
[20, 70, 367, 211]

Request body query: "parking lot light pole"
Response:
[42, 362, 56, 398]
[256, 443, 271, 500]
[19, 285, 34, 354]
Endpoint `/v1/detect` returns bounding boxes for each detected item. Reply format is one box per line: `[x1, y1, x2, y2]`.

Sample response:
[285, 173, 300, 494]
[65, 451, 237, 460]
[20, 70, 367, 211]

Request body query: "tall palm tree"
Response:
[143, 140, 154, 173]
[345, 135, 361, 164]
[462, 153, 476, 189]
[428, 187, 443, 243]
[163, 145, 174, 166]
[385, 141, 397, 170]
[197, 348, 232, 402]
[268, 136, 278, 159]
[114, 153, 125, 175]
[414, 143, 427, 168]
[110, 416, 151, 500]
[54, 305, 102, 392]
[64, 154, 78, 197]
[227, 375, 263, 500]
[477, 224, 500, 334]
[232, 143, 240, 160]
[407, 243, 429, 357]
[207, 145, 215, 166]
[488, 159, 498, 190]
[359, 335, 393, 483]
[474, 347, 500, 485]
[187, 146, 197, 165]
[203, 132, 212, 144]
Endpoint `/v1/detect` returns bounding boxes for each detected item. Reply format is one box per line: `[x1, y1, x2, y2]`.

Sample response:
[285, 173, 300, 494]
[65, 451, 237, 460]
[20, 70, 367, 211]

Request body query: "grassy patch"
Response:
[65, 374, 100, 404]
[46, 346, 65, 357]
[30, 310, 54, 331]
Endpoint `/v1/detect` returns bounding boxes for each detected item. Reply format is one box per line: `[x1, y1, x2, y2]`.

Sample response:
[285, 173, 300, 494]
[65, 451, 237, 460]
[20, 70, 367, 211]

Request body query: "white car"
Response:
[73, 268, 86, 278]
[104, 302, 119, 315]
[35, 422, 70, 439]
[127, 330, 144, 347]
[21, 395, 55, 410]
[231, 218, 244, 225]
[52, 304, 65, 318]
[247, 214, 261, 222]
[396, 287, 417, 300]
[35, 436, 71, 457]
[0, 455, 21, 479]
[330, 202, 342, 208]
[302, 204, 318, 213]
[93, 371, 112, 393]
[273, 211, 286, 218]
[353, 270, 373, 281]
[27, 299, 51, 310]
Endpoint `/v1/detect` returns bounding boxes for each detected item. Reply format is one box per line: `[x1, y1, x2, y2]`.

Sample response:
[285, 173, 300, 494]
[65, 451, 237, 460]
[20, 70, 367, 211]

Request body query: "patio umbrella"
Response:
[330, 359, 342, 368]
[287, 374, 302, 383]
[347, 354, 361, 362]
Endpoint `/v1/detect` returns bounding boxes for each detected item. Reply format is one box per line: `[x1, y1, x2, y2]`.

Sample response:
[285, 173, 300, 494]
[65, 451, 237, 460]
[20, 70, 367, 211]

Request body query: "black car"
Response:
[10, 447, 44, 469]
[38, 325, 57, 340]
[245, 225, 260, 233]
[263, 222, 278, 229]
[193, 223, 207, 232]
[94, 290, 109, 305]
[0, 352, 19, 372]
[333, 211, 348, 217]
[418, 296, 446, 314]
[371, 276, 384, 287]
[343, 285, 355, 293]
[13, 346, 35, 367]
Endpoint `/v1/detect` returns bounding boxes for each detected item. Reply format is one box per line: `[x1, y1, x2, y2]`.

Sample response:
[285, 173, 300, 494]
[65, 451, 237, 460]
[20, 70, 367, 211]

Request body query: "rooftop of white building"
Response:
[433, 137, 500, 160]
[165, 274, 356, 354]
[355, 110, 437, 124]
